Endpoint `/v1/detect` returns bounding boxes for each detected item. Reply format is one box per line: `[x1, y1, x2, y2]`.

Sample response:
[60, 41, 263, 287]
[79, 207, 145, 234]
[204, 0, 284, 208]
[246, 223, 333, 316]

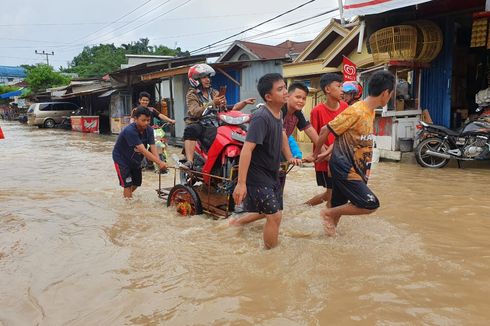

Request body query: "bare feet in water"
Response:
[320, 208, 340, 236]
[228, 216, 242, 226]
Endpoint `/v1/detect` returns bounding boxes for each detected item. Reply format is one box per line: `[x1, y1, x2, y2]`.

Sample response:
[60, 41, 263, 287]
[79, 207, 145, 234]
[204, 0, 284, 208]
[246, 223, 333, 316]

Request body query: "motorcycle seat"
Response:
[426, 123, 460, 136]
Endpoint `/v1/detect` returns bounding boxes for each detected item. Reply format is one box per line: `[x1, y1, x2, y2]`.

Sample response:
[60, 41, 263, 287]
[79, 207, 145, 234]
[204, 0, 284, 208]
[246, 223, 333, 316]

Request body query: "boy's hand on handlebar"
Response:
[158, 161, 167, 170]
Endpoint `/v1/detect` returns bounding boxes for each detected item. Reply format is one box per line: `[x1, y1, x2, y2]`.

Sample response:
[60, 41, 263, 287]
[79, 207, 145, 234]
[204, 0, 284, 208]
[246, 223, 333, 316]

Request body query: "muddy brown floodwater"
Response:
[1, 121, 490, 325]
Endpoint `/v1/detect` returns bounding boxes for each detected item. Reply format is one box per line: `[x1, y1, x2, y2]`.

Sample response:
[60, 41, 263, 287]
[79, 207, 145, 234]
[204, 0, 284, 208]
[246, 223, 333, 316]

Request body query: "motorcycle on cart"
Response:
[156, 106, 292, 218]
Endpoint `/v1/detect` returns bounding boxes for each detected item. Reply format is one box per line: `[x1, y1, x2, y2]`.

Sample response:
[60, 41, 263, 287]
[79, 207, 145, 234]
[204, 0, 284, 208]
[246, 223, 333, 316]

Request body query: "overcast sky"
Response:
[0, 0, 340, 69]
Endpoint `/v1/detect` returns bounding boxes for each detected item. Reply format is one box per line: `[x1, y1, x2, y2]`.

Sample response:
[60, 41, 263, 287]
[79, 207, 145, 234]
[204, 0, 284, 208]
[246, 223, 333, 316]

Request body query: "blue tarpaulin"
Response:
[0, 89, 22, 99]
[0, 66, 26, 78]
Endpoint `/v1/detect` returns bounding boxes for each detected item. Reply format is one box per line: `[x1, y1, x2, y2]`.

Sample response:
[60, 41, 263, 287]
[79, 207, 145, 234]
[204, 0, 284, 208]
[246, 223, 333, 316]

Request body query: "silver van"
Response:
[27, 102, 80, 128]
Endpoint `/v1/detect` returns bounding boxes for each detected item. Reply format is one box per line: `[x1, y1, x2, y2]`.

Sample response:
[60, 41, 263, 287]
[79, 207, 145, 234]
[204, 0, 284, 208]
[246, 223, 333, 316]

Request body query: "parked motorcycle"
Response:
[415, 106, 490, 168]
[56, 107, 84, 130]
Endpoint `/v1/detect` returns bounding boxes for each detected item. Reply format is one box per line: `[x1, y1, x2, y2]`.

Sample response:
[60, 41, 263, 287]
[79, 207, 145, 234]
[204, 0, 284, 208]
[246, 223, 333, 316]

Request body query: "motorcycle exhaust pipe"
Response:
[425, 150, 451, 159]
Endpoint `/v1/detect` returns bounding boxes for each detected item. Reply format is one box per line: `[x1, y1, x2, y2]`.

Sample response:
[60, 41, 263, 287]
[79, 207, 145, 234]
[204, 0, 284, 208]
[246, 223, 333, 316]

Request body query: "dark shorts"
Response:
[183, 123, 203, 141]
[316, 171, 332, 189]
[114, 162, 142, 188]
[243, 184, 283, 215]
[331, 177, 380, 210]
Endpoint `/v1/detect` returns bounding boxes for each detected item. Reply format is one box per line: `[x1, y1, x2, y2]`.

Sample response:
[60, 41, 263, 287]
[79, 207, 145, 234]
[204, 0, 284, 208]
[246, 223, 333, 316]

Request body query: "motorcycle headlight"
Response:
[219, 114, 250, 125]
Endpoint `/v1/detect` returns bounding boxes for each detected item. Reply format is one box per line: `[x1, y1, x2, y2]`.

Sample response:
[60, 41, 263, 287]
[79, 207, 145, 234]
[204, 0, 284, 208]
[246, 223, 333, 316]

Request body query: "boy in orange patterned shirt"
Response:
[313, 70, 395, 236]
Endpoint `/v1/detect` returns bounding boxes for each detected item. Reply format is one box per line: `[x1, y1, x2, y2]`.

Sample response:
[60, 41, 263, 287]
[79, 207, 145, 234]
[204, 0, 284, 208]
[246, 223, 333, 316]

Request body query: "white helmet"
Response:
[188, 63, 215, 88]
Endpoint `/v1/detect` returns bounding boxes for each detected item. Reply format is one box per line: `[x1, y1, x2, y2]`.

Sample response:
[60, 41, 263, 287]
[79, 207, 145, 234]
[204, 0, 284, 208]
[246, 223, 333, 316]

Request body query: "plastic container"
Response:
[399, 137, 414, 152]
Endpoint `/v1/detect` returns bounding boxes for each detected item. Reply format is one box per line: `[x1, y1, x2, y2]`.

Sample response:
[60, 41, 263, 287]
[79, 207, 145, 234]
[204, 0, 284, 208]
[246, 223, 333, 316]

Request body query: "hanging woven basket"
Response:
[369, 25, 418, 63]
[369, 21, 443, 64]
[409, 20, 443, 63]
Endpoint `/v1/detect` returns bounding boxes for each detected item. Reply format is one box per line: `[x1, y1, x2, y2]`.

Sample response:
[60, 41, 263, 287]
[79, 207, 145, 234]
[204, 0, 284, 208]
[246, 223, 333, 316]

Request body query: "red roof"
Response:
[220, 40, 312, 61]
[275, 40, 312, 55]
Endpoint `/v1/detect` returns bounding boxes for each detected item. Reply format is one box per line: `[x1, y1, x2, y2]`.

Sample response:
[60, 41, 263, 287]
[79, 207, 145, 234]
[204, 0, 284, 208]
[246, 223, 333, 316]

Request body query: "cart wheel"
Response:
[167, 184, 202, 216]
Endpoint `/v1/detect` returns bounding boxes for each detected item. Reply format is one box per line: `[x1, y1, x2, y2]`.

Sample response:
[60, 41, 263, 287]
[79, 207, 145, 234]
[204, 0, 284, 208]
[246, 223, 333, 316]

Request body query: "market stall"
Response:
[109, 91, 132, 134]
[360, 21, 443, 158]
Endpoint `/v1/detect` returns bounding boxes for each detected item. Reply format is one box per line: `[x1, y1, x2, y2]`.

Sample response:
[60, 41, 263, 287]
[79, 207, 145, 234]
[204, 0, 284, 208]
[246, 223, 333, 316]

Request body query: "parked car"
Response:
[27, 102, 81, 128]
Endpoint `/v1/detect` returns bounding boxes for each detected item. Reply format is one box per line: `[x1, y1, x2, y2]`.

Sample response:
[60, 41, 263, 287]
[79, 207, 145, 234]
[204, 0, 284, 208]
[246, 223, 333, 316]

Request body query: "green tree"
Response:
[25, 64, 71, 92]
[0, 85, 20, 94]
[64, 43, 126, 78]
[64, 38, 189, 78]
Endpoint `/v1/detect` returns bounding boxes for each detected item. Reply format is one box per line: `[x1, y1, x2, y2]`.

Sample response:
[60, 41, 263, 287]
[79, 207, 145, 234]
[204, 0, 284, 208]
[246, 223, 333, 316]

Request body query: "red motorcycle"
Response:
[180, 107, 250, 184]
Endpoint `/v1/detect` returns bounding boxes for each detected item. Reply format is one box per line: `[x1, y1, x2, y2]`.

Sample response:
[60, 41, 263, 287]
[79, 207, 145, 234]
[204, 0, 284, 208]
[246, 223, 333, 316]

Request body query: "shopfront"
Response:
[360, 64, 426, 157]
[355, 20, 442, 157]
[353, 0, 488, 158]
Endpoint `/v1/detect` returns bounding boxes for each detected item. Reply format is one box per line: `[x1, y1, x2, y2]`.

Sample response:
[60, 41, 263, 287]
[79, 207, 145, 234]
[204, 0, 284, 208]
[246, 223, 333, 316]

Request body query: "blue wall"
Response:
[420, 18, 454, 128]
[212, 69, 240, 104]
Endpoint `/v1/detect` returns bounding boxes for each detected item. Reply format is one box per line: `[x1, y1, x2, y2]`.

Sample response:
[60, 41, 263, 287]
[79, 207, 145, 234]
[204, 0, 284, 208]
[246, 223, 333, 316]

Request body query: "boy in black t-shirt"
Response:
[232, 73, 301, 249]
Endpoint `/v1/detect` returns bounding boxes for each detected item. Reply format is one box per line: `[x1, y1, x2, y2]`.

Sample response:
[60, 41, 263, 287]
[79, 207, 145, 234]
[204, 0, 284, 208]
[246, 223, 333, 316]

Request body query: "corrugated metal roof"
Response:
[61, 87, 112, 99]
[110, 53, 222, 75]
[0, 66, 26, 78]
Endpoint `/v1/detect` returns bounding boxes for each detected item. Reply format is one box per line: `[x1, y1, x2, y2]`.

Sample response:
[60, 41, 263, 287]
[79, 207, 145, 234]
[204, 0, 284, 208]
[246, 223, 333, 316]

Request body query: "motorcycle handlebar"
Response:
[202, 105, 218, 117]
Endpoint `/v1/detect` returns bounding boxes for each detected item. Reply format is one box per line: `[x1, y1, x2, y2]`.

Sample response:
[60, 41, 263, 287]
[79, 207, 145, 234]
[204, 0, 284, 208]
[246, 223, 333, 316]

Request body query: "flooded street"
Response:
[1, 121, 490, 326]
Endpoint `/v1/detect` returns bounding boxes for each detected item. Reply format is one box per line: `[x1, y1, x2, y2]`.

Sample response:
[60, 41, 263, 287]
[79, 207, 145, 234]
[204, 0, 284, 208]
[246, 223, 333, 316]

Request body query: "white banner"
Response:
[343, 0, 432, 19]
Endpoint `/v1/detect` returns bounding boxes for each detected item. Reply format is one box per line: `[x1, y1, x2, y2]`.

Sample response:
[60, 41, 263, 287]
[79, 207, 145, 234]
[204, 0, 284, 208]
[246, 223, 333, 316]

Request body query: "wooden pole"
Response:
[215, 67, 241, 86]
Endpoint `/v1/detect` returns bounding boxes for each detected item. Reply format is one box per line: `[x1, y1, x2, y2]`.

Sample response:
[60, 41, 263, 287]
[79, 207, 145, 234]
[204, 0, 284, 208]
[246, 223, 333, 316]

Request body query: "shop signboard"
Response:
[342, 56, 357, 81]
[110, 116, 131, 134]
[71, 116, 100, 134]
[343, 0, 432, 19]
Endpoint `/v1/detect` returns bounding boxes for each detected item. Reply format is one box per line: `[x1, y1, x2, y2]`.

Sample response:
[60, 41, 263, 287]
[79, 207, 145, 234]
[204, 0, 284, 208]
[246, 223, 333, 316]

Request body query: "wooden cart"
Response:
[157, 163, 293, 219]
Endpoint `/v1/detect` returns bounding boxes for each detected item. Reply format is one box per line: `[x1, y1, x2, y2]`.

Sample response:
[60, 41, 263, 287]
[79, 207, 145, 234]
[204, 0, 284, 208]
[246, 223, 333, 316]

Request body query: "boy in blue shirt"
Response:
[113, 106, 167, 198]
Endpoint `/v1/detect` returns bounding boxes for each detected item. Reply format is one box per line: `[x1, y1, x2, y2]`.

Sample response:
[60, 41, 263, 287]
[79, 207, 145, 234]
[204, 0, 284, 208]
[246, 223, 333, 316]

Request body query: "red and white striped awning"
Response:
[343, 0, 432, 19]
